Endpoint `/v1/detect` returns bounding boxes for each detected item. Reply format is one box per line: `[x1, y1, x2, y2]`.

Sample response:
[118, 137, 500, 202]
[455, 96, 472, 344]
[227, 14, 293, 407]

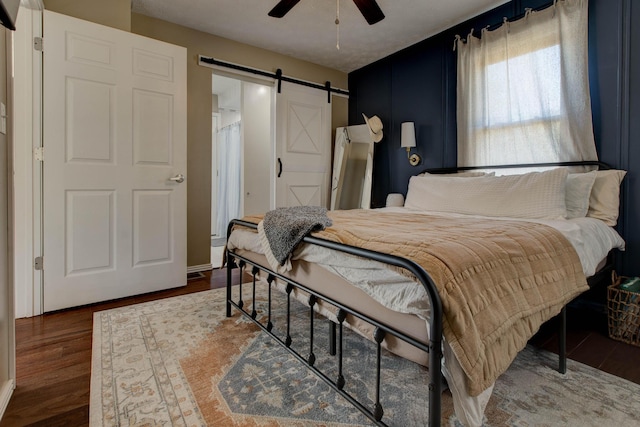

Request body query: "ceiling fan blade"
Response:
[268, 0, 301, 18]
[352, 0, 385, 25]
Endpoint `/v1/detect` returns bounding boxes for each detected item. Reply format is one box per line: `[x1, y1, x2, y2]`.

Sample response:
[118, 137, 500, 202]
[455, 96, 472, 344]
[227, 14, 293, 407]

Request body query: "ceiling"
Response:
[131, 0, 509, 73]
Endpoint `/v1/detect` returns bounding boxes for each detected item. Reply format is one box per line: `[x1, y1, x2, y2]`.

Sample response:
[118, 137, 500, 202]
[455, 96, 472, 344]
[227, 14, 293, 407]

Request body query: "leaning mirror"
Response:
[330, 124, 375, 210]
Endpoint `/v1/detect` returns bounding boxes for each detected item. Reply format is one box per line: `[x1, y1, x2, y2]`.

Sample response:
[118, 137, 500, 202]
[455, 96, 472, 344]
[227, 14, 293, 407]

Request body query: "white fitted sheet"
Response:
[229, 209, 624, 321]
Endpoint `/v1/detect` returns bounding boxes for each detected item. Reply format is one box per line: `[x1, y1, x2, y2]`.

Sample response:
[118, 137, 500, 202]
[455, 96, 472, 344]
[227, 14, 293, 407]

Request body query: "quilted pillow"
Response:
[587, 169, 627, 226]
[404, 167, 568, 219]
[565, 171, 597, 218]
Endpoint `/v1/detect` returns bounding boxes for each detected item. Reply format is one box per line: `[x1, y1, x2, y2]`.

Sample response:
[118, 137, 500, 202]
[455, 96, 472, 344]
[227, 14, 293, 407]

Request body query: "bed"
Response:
[224, 161, 626, 427]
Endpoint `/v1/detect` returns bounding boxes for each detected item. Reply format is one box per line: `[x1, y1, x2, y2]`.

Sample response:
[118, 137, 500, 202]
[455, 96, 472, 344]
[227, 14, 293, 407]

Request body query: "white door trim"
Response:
[2, 6, 19, 415]
[0, 379, 15, 420]
[211, 112, 220, 237]
[12, 5, 43, 318]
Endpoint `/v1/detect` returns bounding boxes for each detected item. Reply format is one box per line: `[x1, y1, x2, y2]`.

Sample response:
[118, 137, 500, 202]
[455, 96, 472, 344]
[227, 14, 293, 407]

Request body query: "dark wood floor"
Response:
[2, 269, 640, 426]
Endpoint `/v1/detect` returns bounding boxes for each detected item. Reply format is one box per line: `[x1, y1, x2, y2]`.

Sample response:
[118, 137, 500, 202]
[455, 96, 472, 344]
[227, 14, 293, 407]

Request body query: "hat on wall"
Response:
[362, 113, 384, 143]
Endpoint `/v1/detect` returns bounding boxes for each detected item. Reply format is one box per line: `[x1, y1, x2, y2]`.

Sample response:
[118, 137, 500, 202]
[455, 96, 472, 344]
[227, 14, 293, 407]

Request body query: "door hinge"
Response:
[34, 37, 43, 51]
[34, 146, 44, 161]
[34, 256, 43, 271]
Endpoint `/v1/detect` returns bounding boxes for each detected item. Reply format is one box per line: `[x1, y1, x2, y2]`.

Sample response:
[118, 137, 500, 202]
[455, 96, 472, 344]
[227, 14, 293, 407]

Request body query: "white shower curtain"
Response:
[216, 121, 242, 238]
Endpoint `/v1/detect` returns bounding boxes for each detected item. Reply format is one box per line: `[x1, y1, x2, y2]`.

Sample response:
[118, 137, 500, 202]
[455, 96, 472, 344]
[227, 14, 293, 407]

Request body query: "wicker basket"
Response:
[608, 272, 640, 347]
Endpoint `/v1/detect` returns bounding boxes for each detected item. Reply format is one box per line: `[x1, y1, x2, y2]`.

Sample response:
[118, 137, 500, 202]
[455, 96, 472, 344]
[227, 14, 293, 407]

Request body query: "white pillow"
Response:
[417, 171, 490, 177]
[404, 168, 568, 219]
[565, 171, 597, 218]
[587, 169, 626, 226]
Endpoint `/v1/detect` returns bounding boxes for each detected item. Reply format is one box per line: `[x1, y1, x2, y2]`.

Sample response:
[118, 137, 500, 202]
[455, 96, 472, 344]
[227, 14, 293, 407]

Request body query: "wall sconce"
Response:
[401, 122, 421, 166]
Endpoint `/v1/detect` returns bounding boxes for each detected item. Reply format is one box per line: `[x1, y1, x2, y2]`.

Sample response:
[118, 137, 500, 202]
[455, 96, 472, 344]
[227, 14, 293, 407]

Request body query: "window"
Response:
[456, 0, 597, 168]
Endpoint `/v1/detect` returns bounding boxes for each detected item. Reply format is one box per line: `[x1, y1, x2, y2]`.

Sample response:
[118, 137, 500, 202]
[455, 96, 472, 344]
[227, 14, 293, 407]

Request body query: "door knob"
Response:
[168, 174, 185, 183]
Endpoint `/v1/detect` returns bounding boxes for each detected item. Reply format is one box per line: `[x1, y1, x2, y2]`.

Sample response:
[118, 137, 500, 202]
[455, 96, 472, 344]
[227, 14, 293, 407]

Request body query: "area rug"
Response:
[90, 285, 640, 426]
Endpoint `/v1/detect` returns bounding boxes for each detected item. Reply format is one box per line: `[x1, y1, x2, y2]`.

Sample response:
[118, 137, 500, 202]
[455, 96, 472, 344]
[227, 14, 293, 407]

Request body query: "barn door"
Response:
[275, 82, 331, 208]
[42, 11, 187, 311]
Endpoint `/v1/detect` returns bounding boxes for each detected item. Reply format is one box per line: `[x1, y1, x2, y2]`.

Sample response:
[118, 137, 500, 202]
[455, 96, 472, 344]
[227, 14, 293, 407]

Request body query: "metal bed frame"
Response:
[225, 160, 613, 427]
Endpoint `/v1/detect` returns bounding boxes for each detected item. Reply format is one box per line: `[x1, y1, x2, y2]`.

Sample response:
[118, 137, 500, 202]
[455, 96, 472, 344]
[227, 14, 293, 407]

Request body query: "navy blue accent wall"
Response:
[348, 0, 640, 276]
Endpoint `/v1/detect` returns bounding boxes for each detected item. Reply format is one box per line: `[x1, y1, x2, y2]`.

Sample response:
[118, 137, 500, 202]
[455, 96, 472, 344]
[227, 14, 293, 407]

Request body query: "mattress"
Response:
[229, 209, 625, 322]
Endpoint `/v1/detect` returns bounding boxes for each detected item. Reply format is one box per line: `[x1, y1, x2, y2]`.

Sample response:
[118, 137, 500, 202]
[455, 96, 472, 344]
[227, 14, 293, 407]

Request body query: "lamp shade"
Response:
[401, 122, 416, 148]
[386, 193, 405, 207]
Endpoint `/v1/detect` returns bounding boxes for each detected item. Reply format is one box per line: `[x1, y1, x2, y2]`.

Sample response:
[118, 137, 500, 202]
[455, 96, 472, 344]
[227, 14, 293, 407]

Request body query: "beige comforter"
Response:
[240, 209, 588, 396]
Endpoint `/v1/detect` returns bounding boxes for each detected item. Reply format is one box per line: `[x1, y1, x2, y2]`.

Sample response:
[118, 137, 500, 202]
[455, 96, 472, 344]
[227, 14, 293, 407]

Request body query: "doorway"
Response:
[211, 74, 273, 267]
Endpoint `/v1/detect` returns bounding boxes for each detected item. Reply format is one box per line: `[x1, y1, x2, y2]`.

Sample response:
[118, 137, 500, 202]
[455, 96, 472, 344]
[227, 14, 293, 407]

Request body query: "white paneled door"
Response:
[276, 82, 331, 208]
[43, 11, 187, 311]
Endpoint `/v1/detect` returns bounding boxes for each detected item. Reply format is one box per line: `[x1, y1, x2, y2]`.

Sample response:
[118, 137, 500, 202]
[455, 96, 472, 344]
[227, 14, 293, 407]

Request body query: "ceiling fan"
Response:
[268, 0, 385, 25]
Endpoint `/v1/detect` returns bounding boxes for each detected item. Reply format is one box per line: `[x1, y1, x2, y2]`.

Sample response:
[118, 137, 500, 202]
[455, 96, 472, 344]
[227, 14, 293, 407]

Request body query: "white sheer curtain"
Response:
[216, 121, 242, 238]
[456, 0, 597, 167]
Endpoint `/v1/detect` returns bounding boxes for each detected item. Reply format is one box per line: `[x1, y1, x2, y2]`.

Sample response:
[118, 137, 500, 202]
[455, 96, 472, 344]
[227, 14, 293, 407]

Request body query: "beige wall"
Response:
[131, 13, 348, 266]
[1, 25, 14, 405]
[41, 1, 348, 266]
[131, 14, 348, 266]
[43, 0, 131, 31]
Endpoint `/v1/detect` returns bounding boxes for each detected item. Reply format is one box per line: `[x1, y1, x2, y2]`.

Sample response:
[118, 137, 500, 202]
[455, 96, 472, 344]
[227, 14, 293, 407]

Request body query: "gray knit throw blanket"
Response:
[259, 206, 332, 268]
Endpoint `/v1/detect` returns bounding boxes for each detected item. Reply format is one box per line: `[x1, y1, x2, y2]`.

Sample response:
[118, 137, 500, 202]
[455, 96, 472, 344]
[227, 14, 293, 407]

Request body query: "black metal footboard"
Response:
[226, 219, 444, 427]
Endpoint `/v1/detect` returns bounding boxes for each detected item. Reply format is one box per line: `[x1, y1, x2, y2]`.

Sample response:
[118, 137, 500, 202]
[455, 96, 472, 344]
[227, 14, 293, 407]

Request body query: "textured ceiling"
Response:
[131, 0, 509, 73]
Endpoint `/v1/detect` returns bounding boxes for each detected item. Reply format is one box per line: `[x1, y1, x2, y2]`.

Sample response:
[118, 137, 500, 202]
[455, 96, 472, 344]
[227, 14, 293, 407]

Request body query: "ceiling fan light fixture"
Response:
[352, 0, 385, 25]
[267, 0, 301, 18]
[268, 0, 385, 25]
[336, 0, 340, 50]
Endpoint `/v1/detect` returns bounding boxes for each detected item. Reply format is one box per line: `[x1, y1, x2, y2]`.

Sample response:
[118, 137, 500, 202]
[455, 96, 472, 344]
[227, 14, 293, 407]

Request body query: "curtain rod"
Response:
[456, 0, 556, 43]
[199, 55, 349, 103]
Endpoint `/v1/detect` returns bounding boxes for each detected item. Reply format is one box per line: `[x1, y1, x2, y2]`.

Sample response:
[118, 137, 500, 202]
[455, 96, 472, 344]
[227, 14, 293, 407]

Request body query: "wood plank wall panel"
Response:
[348, 61, 392, 208]
[348, 0, 640, 276]
[389, 40, 445, 194]
[622, 0, 639, 275]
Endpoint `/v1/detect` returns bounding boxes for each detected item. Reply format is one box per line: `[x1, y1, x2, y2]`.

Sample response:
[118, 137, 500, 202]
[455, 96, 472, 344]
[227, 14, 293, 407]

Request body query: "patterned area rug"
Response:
[90, 285, 640, 426]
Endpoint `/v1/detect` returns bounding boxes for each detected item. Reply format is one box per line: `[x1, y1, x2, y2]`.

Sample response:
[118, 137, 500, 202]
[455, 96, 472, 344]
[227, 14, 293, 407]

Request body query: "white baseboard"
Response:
[0, 379, 15, 421]
[187, 264, 213, 274]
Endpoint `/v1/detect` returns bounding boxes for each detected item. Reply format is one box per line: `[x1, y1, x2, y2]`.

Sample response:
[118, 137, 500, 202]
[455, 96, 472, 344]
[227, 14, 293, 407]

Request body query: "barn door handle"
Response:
[168, 173, 185, 183]
[277, 158, 282, 177]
